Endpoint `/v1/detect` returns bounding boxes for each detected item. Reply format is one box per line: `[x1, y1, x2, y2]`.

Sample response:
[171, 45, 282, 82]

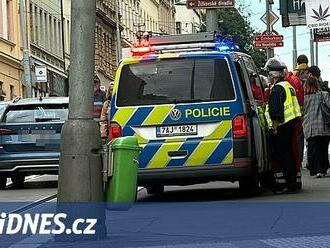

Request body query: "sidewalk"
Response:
[21, 201, 328, 248]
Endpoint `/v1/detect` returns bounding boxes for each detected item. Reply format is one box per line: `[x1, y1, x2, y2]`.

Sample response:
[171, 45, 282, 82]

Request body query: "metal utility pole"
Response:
[266, 0, 274, 60]
[310, 29, 315, 65]
[206, 9, 218, 32]
[292, 26, 297, 70]
[58, 0, 104, 203]
[115, 0, 121, 65]
[57, 0, 106, 238]
[19, 0, 32, 98]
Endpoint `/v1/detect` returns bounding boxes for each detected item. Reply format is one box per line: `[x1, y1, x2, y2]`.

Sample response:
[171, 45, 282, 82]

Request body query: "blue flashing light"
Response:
[214, 35, 240, 52]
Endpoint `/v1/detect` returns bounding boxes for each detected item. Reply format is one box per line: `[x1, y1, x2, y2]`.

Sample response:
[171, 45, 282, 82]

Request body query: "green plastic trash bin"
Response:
[105, 136, 141, 209]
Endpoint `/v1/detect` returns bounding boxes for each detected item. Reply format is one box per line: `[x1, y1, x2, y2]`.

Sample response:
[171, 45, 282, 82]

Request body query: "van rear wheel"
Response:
[239, 175, 260, 195]
[0, 177, 6, 190]
[146, 185, 164, 195]
[11, 175, 25, 188]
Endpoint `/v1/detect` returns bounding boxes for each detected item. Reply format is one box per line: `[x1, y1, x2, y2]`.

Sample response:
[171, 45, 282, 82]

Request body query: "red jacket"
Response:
[285, 72, 304, 106]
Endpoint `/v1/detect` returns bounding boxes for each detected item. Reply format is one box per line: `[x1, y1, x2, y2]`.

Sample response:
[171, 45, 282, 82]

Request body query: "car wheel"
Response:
[146, 185, 164, 195]
[0, 177, 7, 190]
[11, 175, 25, 188]
[239, 175, 260, 196]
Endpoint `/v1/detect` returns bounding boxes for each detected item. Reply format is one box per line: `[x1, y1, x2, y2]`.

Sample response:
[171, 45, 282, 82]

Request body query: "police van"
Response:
[110, 33, 270, 194]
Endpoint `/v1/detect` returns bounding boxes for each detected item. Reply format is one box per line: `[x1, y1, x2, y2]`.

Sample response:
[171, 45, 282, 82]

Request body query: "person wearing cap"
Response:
[93, 75, 106, 103]
[264, 58, 302, 194]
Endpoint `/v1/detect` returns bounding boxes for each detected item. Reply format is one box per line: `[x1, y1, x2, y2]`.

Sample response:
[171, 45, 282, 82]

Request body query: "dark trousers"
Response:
[307, 136, 330, 176]
[273, 120, 297, 189]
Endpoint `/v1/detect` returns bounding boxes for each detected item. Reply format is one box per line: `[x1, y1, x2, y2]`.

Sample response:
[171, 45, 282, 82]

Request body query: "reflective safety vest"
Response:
[265, 81, 302, 129]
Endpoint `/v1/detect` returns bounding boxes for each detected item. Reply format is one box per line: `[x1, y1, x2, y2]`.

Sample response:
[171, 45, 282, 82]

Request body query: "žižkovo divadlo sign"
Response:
[186, 0, 234, 9]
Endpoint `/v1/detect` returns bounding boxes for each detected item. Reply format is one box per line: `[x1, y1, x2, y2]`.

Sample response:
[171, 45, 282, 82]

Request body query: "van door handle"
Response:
[168, 151, 188, 159]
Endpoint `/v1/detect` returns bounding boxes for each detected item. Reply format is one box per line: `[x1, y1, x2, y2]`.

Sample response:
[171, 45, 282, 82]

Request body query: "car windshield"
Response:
[117, 58, 235, 106]
[3, 104, 68, 124]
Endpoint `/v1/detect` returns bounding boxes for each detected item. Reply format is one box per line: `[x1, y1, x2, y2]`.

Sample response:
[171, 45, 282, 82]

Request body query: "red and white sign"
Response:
[254, 42, 284, 48]
[254, 34, 284, 48]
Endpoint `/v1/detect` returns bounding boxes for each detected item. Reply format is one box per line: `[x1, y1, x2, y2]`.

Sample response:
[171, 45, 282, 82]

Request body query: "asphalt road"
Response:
[1, 169, 330, 248]
[1, 168, 330, 203]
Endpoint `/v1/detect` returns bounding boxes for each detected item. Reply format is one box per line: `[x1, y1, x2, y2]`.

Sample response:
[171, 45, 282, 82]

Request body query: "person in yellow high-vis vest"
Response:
[264, 58, 302, 194]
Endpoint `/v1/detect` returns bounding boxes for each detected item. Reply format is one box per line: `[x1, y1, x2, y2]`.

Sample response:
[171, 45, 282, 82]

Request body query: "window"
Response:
[117, 58, 235, 107]
[10, 85, 14, 100]
[6, 0, 13, 40]
[0, 0, 13, 40]
[242, 57, 264, 102]
[0, 81, 5, 101]
[176, 22, 181, 34]
[4, 104, 69, 123]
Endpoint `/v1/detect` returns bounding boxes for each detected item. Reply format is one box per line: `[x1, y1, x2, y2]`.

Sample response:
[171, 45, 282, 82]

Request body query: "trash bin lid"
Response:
[111, 136, 142, 151]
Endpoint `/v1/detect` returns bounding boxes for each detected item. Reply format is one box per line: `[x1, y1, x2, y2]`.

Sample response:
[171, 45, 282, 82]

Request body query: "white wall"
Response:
[174, 5, 201, 34]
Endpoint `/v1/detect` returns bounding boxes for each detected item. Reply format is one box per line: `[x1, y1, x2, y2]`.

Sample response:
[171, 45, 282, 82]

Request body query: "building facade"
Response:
[120, 0, 176, 46]
[95, 0, 118, 86]
[28, 0, 67, 97]
[62, 0, 118, 88]
[0, 0, 23, 101]
[175, 1, 202, 34]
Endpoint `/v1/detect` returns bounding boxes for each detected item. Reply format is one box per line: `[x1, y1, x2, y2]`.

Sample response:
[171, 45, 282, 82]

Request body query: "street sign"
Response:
[254, 42, 284, 48]
[186, 0, 234, 9]
[35, 65, 47, 83]
[314, 27, 330, 42]
[254, 34, 284, 48]
[306, 0, 330, 29]
[261, 10, 279, 28]
[255, 35, 284, 42]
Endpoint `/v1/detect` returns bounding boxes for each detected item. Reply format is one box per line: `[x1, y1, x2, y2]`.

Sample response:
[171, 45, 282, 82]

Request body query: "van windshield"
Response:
[117, 58, 235, 106]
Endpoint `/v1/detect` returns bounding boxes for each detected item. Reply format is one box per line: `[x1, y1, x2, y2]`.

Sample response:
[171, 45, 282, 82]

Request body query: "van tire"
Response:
[11, 175, 25, 188]
[0, 177, 6, 190]
[146, 185, 164, 195]
[239, 175, 260, 195]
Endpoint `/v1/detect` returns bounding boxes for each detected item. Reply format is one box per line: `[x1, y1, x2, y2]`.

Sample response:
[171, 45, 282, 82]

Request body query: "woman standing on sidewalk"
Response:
[303, 77, 330, 178]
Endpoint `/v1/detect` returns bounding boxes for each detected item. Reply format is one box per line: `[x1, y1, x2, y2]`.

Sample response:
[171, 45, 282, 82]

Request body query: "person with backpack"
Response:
[293, 54, 309, 85]
[303, 77, 330, 178]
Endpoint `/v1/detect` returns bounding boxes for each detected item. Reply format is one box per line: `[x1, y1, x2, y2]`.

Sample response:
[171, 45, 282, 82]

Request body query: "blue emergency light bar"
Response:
[131, 32, 241, 56]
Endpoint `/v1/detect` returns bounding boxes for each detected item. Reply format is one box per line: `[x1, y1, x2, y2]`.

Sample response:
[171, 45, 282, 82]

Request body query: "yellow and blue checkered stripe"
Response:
[137, 120, 233, 169]
[112, 104, 234, 169]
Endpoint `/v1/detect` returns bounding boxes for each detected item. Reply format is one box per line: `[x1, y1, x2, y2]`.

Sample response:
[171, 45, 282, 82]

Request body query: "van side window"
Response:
[234, 62, 248, 100]
[242, 57, 264, 102]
